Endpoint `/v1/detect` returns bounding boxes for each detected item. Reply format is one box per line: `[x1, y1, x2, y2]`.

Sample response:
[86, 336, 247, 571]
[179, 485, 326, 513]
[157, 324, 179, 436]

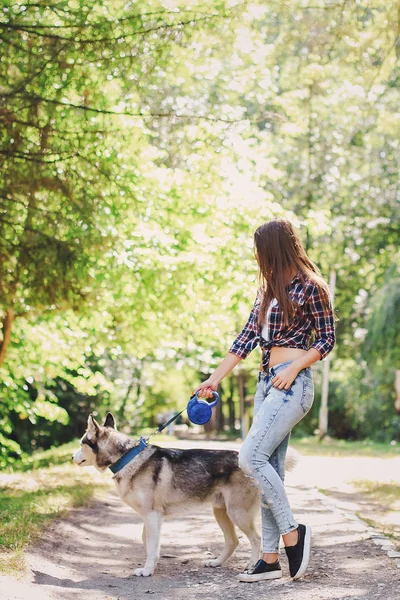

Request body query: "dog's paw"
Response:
[134, 567, 153, 577]
[204, 558, 222, 568]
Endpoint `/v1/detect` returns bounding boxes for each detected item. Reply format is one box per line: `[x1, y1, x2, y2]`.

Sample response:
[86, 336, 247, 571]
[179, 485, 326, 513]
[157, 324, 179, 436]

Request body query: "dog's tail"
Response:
[285, 446, 300, 472]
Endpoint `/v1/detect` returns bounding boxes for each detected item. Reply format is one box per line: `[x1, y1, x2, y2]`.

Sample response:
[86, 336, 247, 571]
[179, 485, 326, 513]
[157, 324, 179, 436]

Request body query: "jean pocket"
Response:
[300, 376, 314, 414]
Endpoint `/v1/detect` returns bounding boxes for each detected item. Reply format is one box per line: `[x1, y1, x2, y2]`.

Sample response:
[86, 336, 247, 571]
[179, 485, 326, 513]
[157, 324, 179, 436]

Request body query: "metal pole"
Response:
[238, 370, 246, 440]
[319, 266, 336, 440]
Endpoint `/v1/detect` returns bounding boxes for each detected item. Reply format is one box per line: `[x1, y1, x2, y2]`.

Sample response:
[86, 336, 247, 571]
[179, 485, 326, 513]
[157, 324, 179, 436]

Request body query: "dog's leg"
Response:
[228, 508, 261, 569]
[204, 506, 239, 568]
[134, 512, 163, 577]
[142, 524, 147, 552]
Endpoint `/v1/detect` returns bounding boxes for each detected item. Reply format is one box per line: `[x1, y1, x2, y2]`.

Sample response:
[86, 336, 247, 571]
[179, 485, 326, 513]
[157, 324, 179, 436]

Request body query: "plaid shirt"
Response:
[229, 272, 336, 372]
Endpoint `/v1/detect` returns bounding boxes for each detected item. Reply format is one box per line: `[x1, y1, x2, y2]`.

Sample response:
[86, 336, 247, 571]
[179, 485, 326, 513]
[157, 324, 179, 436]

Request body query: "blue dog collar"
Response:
[109, 437, 147, 474]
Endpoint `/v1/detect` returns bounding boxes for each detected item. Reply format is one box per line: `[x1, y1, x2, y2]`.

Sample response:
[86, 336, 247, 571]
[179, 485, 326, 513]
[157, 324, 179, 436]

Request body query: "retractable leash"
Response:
[109, 391, 220, 474]
[144, 390, 221, 441]
[144, 407, 187, 443]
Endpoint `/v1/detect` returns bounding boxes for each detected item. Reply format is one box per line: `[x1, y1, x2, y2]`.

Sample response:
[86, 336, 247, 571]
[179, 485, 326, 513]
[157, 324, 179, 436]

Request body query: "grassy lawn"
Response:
[290, 436, 400, 458]
[352, 480, 400, 549]
[0, 444, 112, 575]
[192, 432, 400, 459]
[353, 480, 400, 502]
[7, 440, 85, 472]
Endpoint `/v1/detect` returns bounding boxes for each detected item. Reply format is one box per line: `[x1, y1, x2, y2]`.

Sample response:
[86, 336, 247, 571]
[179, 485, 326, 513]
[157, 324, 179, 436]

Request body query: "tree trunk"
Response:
[238, 370, 247, 439]
[118, 373, 135, 421]
[0, 104, 56, 366]
[0, 308, 15, 366]
[319, 266, 336, 440]
[395, 370, 400, 413]
[118, 359, 143, 422]
[203, 410, 216, 434]
[227, 375, 236, 431]
[215, 385, 224, 433]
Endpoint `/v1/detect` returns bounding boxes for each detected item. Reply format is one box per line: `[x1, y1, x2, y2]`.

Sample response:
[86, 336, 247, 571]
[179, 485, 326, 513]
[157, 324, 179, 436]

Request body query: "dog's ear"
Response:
[103, 412, 116, 430]
[87, 414, 100, 440]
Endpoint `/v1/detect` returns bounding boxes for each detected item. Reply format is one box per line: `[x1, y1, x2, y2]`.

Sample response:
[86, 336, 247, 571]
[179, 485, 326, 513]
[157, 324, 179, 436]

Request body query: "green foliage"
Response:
[0, 433, 22, 470]
[362, 264, 400, 365]
[0, 1, 399, 458]
[323, 358, 400, 441]
[0, 455, 110, 574]
[291, 437, 400, 458]
[5, 440, 79, 472]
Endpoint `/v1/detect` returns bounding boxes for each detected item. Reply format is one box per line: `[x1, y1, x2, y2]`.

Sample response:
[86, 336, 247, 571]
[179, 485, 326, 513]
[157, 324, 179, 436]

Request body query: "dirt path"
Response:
[1, 441, 399, 600]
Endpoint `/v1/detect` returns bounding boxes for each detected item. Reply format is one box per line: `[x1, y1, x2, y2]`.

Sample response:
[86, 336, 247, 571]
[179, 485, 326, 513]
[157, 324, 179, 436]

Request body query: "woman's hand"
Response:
[193, 378, 219, 399]
[271, 364, 300, 390]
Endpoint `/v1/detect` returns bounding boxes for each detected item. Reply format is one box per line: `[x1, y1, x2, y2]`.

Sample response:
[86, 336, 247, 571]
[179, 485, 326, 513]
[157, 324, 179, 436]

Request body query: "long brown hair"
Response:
[254, 218, 336, 327]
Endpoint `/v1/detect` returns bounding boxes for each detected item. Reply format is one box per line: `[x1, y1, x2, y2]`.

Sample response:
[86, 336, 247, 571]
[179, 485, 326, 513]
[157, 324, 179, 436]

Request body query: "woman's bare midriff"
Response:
[266, 346, 309, 369]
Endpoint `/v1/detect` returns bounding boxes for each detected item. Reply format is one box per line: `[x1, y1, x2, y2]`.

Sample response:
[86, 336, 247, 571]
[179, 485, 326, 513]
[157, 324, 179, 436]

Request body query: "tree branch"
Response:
[0, 308, 15, 367]
[0, 149, 78, 163]
[5, 93, 245, 124]
[0, 14, 222, 43]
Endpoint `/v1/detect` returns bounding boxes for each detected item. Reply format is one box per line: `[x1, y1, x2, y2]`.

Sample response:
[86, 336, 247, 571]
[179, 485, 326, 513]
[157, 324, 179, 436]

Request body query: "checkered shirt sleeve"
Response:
[307, 283, 336, 360]
[228, 291, 261, 360]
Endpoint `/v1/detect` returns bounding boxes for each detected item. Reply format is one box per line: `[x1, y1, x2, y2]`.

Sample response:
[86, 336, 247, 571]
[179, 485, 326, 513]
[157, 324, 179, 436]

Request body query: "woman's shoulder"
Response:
[301, 273, 318, 291]
[301, 272, 332, 304]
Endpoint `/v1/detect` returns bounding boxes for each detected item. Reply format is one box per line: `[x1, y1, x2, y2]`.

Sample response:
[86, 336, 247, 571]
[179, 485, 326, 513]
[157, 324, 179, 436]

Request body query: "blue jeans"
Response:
[238, 360, 314, 553]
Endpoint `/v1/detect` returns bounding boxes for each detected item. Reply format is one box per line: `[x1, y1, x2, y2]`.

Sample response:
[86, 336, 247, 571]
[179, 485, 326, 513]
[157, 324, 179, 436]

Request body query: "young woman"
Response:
[194, 218, 337, 582]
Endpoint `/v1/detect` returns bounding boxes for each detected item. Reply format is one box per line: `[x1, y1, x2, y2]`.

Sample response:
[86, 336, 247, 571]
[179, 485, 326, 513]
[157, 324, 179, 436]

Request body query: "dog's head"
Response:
[72, 412, 124, 472]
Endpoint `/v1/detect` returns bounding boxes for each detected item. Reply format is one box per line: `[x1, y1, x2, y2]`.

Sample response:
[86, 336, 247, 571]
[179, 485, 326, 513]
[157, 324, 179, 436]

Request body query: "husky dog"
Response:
[73, 413, 298, 577]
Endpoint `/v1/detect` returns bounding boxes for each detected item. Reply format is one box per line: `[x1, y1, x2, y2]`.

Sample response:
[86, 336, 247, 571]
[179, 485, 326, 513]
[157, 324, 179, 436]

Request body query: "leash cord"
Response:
[144, 408, 186, 443]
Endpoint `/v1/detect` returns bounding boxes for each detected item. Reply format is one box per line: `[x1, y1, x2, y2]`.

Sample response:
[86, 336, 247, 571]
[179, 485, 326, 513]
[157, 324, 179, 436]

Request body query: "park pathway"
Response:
[1, 441, 399, 600]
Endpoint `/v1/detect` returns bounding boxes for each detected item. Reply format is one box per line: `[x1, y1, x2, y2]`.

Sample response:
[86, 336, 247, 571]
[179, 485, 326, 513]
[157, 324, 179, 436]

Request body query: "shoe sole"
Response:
[293, 525, 312, 580]
[237, 570, 282, 583]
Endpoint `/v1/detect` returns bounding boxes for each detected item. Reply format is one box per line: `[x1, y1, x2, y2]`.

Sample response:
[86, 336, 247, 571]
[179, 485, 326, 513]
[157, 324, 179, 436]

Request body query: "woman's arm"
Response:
[307, 282, 336, 360]
[194, 352, 242, 399]
[288, 282, 336, 377]
[287, 348, 323, 374]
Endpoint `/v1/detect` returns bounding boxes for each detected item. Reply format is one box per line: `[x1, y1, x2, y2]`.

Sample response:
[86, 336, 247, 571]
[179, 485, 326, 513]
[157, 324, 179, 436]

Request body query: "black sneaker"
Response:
[237, 559, 282, 582]
[284, 524, 312, 580]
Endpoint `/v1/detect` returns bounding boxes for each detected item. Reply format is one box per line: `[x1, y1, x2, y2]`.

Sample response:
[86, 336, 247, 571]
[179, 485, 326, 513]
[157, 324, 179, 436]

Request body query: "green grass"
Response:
[355, 511, 400, 549]
[320, 480, 400, 550]
[290, 436, 400, 458]
[0, 450, 110, 575]
[0, 479, 93, 549]
[8, 440, 83, 472]
[170, 431, 400, 458]
[352, 480, 400, 501]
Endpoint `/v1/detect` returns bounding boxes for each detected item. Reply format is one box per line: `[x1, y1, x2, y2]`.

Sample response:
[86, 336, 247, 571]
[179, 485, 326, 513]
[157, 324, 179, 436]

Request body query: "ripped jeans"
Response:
[238, 360, 314, 553]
